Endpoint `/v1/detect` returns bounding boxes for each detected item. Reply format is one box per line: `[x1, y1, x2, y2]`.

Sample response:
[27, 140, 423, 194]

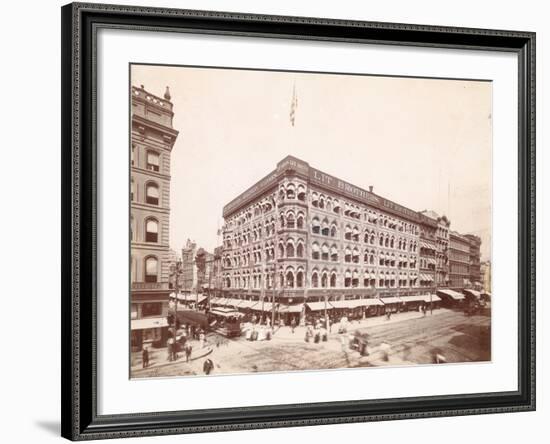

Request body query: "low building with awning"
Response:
[436, 288, 466, 305]
[130, 317, 170, 351]
[464, 289, 482, 299]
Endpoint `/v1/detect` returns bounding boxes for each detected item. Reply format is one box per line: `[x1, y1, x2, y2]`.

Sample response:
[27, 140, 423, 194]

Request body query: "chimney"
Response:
[369, 186, 374, 193]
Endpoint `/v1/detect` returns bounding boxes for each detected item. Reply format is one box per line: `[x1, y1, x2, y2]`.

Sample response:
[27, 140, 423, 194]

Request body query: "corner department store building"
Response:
[218, 156, 475, 323]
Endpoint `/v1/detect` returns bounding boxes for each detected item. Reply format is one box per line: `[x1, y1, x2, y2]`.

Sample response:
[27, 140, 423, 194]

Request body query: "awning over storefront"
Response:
[464, 289, 482, 299]
[330, 300, 362, 309]
[170, 293, 207, 304]
[131, 317, 168, 331]
[307, 302, 332, 311]
[361, 298, 385, 307]
[238, 299, 258, 309]
[278, 304, 303, 313]
[399, 295, 426, 303]
[422, 294, 441, 303]
[380, 297, 402, 305]
[251, 302, 274, 312]
[437, 289, 465, 300]
[420, 274, 434, 281]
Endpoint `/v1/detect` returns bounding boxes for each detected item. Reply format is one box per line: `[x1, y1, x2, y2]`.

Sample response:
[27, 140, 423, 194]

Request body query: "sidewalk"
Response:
[131, 340, 213, 372]
[271, 308, 451, 342]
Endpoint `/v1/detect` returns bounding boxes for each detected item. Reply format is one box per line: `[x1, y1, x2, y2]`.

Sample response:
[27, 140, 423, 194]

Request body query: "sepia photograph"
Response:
[129, 64, 492, 379]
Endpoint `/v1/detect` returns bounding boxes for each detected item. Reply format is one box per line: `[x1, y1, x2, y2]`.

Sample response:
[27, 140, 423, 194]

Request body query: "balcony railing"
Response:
[131, 282, 170, 290]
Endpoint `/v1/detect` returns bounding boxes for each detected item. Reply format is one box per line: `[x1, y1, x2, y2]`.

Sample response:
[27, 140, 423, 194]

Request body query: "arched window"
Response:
[145, 218, 159, 242]
[146, 150, 160, 172]
[297, 187, 306, 202]
[297, 214, 304, 229]
[321, 243, 329, 261]
[344, 270, 351, 288]
[344, 247, 352, 263]
[312, 217, 320, 234]
[345, 225, 352, 240]
[286, 271, 294, 288]
[296, 242, 304, 258]
[330, 273, 337, 287]
[278, 243, 285, 258]
[311, 272, 319, 288]
[286, 242, 295, 258]
[330, 224, 337, 237]
[145, 182, 159, 205]
[130, 178, 135, 201]
[144, 256, 158, 283]
[286, 184, 296, 199]
[286, 213, 295, 229]
[296, 271, 304, 288]
[321, 219, 330, 236]
[352, 247, 360, 263]
[352, 226, 360, 242]
[330, 245, 338, 262]
[321, 272, 328, 288]
[352, 270, 359, 287]
[311, 193, 319, 207]
[312, 243, 320, 260]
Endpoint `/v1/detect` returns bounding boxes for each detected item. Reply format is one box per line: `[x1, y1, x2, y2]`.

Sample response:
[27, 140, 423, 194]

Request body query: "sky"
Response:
[131, 64, 492, 260]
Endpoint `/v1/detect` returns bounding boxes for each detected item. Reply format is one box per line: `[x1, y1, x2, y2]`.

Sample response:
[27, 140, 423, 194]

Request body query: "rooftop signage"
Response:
[223, 155, 425, 223]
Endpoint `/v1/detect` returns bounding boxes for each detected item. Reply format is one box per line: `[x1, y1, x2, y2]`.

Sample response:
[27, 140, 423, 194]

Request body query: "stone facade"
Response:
[130, 85, 179, 350]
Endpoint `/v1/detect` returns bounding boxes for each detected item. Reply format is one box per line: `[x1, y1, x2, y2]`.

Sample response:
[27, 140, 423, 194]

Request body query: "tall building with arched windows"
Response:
[219, 155, 463, 325]
[130, 85, 179, 351]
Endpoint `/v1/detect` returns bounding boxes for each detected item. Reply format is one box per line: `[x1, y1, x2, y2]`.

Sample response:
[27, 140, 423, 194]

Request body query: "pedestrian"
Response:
[167, 341, 173, 362]
[185, 343, 192, 362]
[203, 358, 214, 375]
[142, 346, 149, 368]
[290, 317, 296, 334]
[199, 332, 205, 349]
[172, 341, 178, 361]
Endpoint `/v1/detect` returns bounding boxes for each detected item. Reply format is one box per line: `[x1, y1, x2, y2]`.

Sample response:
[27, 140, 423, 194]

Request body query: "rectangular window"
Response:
[147, 151, 160, 171]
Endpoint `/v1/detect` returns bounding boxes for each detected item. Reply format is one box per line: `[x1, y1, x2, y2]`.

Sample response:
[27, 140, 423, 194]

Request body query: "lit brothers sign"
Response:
[223, 155, 422, 223]
[309, 168, 421, 222]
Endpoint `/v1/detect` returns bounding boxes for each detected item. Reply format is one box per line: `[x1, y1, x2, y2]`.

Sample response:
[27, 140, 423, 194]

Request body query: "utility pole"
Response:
[169, 259, 183, 360]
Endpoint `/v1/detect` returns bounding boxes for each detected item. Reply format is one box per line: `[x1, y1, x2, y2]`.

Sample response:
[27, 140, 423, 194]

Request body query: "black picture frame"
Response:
[61, 2, 536, 440]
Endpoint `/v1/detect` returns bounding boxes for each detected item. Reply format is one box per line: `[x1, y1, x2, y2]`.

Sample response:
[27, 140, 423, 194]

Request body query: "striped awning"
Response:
[420, 241, 436, 250]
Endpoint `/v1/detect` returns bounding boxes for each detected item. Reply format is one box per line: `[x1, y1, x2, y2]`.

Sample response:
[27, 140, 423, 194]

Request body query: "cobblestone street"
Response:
[131, 309, 490, 378]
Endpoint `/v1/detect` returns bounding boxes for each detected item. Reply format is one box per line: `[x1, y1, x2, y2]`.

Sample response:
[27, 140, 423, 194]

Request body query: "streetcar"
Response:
[208, 307, 244, 338]
[173, 307, 243, 338]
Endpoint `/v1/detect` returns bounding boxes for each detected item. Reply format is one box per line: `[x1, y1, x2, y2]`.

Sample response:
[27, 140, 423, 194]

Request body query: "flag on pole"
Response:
[289, 83, 298, 127]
